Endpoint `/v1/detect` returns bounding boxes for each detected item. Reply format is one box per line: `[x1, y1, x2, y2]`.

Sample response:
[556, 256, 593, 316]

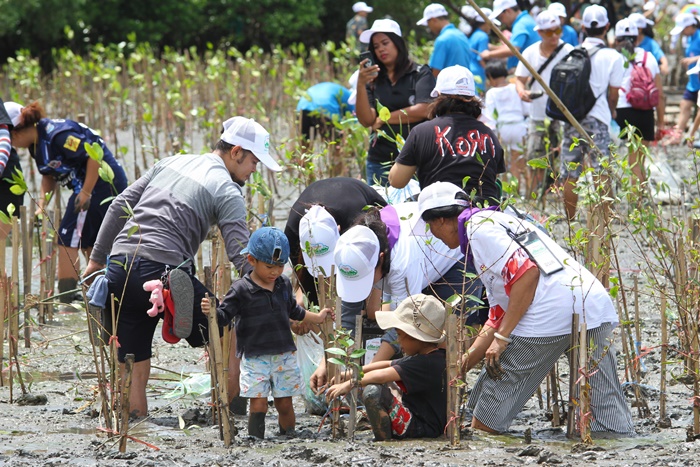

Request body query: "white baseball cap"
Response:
[628, 12, 654, 29]
[417, 3, 449, 26]
[490, 0, 518, 20]
[582, 4, 609, 28]
[348, 70, 359, 106]
[352, 2, 373, 13]
[375, 294, 446, 343]
[534, 11, 561, 31]
[334, 225, 380, 303]
[643, 1, 656, 12]
[430, 65, 476, 98]
[3, 101, 23, 127]
[299, 205, 340, 277]
[359, 19, 402, 43]
[461, 6, 495, 23]
[548, 2, 567, 18]
[412, 181, 469, 235]
[221, 117, 281, 171]
[615, 18, 639, 37]
[671, 13, 697, 36]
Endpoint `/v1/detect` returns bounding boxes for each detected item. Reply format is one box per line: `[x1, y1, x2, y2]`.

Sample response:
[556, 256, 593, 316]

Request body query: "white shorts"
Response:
[497, 121, 528, 151]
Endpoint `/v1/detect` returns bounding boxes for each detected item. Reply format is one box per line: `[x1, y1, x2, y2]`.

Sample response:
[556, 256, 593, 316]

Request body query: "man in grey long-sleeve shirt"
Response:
[83, 116, 281, 417]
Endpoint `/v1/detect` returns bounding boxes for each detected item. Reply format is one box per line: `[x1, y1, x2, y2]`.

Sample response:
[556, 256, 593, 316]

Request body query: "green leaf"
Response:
[84, 142, 104, 162]
[0, 211, 10, 225]
[6, 204, 15, 218]
[378, 106, 391, 122]
[100, 196, 115, 205]
[349, 349, 367, 359]
[9, 184, 25, 195]
[327, 357, 346, 366]
[127, 225, 139, 238]
[325, 347, 347, 357]
[174, 111, 187, 120]
[527, 157, 549, 169]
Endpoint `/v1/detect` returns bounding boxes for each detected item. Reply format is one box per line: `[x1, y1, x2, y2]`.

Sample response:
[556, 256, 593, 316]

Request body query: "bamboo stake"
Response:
[10, 217, 20, 349]
[660, 288, 668, 422]
[107, 293, 118, 434]
[119, 353, 135, 453]
[446, 312, 459, 446]
[48, 207, 60, 321]
[348, 314, 363, 440]
[550, 368, 560, 427]
[20, 206, 31, 340]
[206, 293, 233, 446]
[578, 322, 591, 443]
[0, 234, 6, 386]
[567, 313, 580, 438]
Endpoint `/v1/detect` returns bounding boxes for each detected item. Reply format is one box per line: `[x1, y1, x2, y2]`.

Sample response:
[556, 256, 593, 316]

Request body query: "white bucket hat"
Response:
[359, 19, 402, 43]
[375, 294, 446, 343]
[299, 205, 340, 277]
[221, 117, 281, 171]
[334, 225, 380, 303]
[430, 65, 476, 98]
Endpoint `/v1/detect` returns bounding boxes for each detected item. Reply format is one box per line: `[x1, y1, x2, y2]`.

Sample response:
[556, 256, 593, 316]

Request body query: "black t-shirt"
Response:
[391, 348, 447, 438]
[0, 98, 11, 128]
[395, 114, 505, 204]
[366, 63, 435, 164]
[285, 177, 387, 269]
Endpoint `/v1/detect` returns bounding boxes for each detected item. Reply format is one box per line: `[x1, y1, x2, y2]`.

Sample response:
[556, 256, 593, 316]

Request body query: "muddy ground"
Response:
[2, 143, 700, 466]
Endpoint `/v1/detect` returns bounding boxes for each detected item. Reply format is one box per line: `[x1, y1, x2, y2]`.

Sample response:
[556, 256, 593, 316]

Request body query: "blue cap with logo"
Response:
[241, 227, 290, 265]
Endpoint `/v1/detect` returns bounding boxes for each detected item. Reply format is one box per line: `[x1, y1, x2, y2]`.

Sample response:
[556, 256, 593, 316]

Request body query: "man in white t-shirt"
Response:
[559, 5, 624, 220]
[515, 10, 574, 193]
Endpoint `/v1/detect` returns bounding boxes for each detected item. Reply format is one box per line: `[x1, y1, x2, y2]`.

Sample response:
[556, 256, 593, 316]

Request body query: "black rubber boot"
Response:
[58, 278, 78, 304]
[229, 396, 248, 416]
[248, 412, 266, 439]
[278, 425, 296, 437]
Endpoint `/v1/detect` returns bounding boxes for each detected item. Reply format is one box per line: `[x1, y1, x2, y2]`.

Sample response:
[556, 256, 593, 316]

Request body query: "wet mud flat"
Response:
[3, 145, 700, 465]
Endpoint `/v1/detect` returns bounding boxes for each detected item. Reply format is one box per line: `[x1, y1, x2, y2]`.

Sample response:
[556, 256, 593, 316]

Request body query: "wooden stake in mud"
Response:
[206, 293, 233, 446]
[659, 289, 668, 422]
[347, 314, 363, 440]
[10, 216, 20, 342]
[20, 206, 31, 347]
[550, 368, 561, 427]
[119, 353, 135, 453]
[446, 312, 460, 446]
[318, 273, 340, 438]
[567, 313, 580, 438]
[0, 235, 6, 387]
[578, 322, 591, 443]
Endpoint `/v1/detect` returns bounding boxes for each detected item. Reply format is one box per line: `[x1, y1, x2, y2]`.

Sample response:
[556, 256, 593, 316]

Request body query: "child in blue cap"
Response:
[201, 226, 333, 438]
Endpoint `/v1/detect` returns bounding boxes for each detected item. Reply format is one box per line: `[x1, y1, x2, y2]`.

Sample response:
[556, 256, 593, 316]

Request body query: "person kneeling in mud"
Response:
[326, 294, 447, 440]
[201, 227, 333, 439]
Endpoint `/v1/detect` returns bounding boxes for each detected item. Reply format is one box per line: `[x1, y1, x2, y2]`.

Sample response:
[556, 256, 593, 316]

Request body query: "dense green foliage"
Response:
[0, 0, 436, 66]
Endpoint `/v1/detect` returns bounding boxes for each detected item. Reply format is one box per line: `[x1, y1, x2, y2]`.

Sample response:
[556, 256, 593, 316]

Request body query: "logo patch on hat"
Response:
[310, 242, 330, 256]
[456, 77, 471, 90]
[264, 135, 270, 151]
[338, 264, 358, 278]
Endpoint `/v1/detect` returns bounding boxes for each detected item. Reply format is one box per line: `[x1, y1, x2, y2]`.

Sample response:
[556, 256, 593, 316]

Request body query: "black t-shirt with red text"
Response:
[395, 114, 505, 204]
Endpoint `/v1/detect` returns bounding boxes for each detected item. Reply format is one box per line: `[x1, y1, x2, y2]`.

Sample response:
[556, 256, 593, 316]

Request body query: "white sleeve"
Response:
[483, 90, 497, 130]
[609, 51, 625, 88]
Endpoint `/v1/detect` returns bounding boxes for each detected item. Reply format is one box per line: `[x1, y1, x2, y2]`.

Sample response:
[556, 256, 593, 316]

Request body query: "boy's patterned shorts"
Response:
[240, 351, 302, 398]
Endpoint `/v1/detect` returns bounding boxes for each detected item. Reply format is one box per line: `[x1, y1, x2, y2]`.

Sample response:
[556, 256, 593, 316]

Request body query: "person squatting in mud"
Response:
[83, 116, 281, 418]
[326, 294, 447, 440]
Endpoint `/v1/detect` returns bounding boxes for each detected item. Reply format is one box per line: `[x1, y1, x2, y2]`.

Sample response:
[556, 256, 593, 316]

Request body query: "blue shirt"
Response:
[469, 29, 489, 94]
[639, 36, 665, 64]
[296, 82, 353, 118]
[507, 11, 539, 69]
[561, 24, 578, 47]
[687, 30, 700, 92]
[429, 23, 472, 71]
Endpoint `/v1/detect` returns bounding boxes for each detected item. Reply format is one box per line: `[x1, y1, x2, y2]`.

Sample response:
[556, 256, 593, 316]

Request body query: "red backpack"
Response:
[624, 51, 659, 110]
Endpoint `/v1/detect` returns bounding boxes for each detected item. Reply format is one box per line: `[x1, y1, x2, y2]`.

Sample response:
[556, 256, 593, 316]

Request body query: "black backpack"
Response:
[545, 45, 603, 121]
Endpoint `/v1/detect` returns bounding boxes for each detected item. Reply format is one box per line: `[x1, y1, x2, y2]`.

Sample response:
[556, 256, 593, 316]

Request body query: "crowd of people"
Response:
[5, 0, 696, 443]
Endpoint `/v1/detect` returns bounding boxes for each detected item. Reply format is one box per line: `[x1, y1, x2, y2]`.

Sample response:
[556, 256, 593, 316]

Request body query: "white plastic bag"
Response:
[296, 331, 328, 415]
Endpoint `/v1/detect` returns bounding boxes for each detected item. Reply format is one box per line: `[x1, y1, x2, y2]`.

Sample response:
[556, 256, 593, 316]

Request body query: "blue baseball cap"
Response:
[241, 227, 290, 265]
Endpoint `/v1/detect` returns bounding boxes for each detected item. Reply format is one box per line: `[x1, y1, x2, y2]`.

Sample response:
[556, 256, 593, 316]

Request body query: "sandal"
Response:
[168, 269, 194, 338]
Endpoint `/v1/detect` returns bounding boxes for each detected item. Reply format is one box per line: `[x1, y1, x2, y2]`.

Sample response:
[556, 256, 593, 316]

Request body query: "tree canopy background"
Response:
[0, 0, 435, 65]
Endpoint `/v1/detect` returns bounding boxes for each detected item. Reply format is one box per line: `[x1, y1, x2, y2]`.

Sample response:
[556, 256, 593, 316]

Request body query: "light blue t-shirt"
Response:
[686, 30, 700, 92]
[639, 35, 665, 64]
[296, 82, 353, 117]
[507, 11, 539, 69]
[430, 23, 472, 71]
[469, 29, 489, 94]
[561, 24, 578, 47]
